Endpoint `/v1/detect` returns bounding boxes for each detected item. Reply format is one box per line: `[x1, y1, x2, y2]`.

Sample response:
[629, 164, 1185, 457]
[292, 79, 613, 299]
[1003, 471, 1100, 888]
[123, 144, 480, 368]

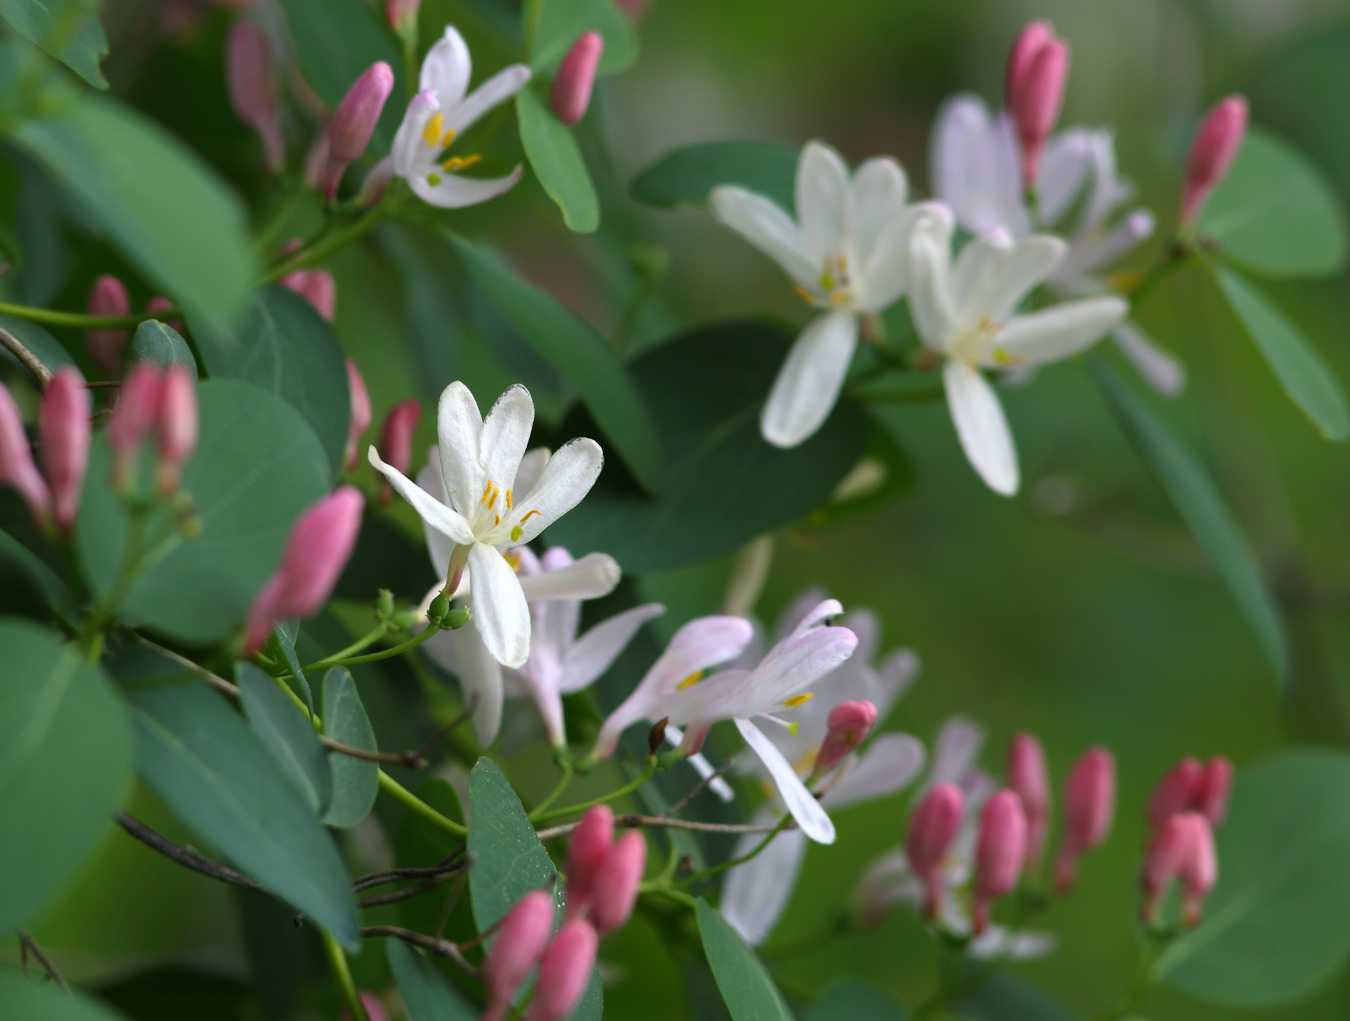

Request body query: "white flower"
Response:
[721, 592, 925, 945]
[711, 141, 942, 448]
[375, 25, 530, 208]
[908, 207, 1127, 496]
[369, 381, 602, 674]
[931, 95, 1182, 396]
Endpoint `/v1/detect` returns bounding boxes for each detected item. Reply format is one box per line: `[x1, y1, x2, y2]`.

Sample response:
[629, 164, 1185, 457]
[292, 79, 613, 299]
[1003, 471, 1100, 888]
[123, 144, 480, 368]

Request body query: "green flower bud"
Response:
[376, 588, 395, 620]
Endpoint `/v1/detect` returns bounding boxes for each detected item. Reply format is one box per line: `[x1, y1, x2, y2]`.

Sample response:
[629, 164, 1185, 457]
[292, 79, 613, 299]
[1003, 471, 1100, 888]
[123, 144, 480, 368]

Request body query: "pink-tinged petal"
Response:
[422, 617, 505, 746]
[721, 812, 806, 945]
[518, 552, 620, 601]
[443, 65, 532, 136]
[560, 603, 665, 694]
[737, 718, 835, 844]
[824, 733, 925, 809]
[419, 24, 472, 106]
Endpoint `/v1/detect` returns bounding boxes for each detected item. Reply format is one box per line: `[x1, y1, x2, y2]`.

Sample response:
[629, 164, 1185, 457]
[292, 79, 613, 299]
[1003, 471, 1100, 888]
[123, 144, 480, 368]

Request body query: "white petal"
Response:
[942, 361, 1018, 497]
[392, 91, 438, 177]
[954, 234, 1066, 325]
[796, 141, 850, 263]
[417, 454, 454, 579]
[507, 437, 602, 543]
[839, 608, 879, 663]
[436, 381, 484, 514]
[907, 208, 958, 348]
[514, 447, 549, 497]
[710, 186, 815, 287]
[410, 166, 525, 209]
[787, 598, 844, 640]
[926, 715, 985, 791]
[518, 552, 620, 601]
[775, 588, 829, 643]
[929, 96, 1028, 236]
[480, 384, 534, 495]
[443, 64, 531, 136]
[721, 813, 807, 945]
[874, 648, 921, 717]
[420, 25, 472, 106]
[736, 718, 835, 844]
[854, 202, 944, 312]
[423, 620, 504, 746]
[847, 157, 907, 269]
[824, 734, 925, 808]
[760, 312, 858, 448]
[560, 603, 665, 693]
[468, 542, 530, 668]
[368, 445, 475, 544]
[1036, 130, 1094, 226]
[995, 296, 1127, 366]
[1114, 323, 1185, 397]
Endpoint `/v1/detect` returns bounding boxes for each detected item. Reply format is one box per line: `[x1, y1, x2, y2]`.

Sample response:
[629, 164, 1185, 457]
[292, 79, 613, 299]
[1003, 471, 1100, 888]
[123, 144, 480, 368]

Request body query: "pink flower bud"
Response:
[0, 383, 51, 527]
[318, 62, 395, 201]
[376, 399, 421, 506]
[615, 0, 649, 19]
[590, 830, 645, 935]
[483, 890, 555, 1021]
[244, 487, 364, 652]
[226, 20, 284, 173]
[814, 699, 878, 775]
[281, 269, 337, 321]
[905, 782, 964, 920]
[1055, 747, 1115, 893]
[551, 32, 603, 126]
[1005, 21, 1054, 103]
[39, 368, 90, 531]
[527, 920, 598, 1021]
[1007, 34, 1069, 187]
[1007, 732, 1050, 866]
[1195, 756, 1233, 828]
[1141, 811, 1215, 926]
[1146, 756, 1203, 829]
[1179, 814, 1217, 928]
[344, 359, 372, 473]
[107, 362, 164, 488]
[86, 275, 130, 374]
[303, 132, 330, 190]
[972, 789, 1027, 934]
[385, 0, 420, 33]
[565, 805, 613, 915]
[144, 296, 184, 334]
[157, 365, 197, 493]
[1180, 95, 1248, 225]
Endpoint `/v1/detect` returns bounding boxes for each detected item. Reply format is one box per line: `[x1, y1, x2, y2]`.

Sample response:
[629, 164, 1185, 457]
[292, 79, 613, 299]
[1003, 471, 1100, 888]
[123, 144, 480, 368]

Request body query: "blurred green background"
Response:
[8, 0, 1350, 1017]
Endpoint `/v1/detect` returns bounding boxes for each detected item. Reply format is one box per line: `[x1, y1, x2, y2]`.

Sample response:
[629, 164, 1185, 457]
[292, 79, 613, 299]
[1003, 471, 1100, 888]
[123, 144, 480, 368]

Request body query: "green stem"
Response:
[0, 301, 160, 330]
[1125, 244, 1192, 309]
[265, 197, 397, 283]
[529, 760, 575, 820]
[687, 813, 790, 882]
[379, 770, 467, 837]
[299, 623, 389, 671]
[322, 933, 369, 1021]
[638, 883, 698, 911]
[532, 762, 658, 822]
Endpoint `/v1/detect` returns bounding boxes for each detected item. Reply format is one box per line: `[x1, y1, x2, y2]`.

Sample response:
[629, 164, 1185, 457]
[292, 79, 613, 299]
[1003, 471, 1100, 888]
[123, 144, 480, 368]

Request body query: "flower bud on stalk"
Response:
[281, 268, 337, 321]
[527, 920, 598, 1021]
[1007, 732, 1051, 867]
[226, 20, 284, 173]
[1195, 756, 1233, 828]
[905, 782, 964, 920]
[1146, 756, 1202, 830]
[318, 62, 395, 202]
[144, 296, 184, 333]
[551, 32, 604, 126]
[590, 831, 646, 934]
[385, 0, 420, 34]
[157, 365, 197, 493]
[972, 789, 1028, 935]
[86, 275, 131, 374]
[813, 699, 877, 777]
[565, 806, 614, 916]
[1179, 814, 1217, 927]
[376, 399, 421, 505]
[39, 368, 90, 532]
[1141, 811, 1215, 927]
[482, 890, 554, 1021]
[1005, 24, 1069, 188]
[0, 383, 51, 527]
[243, 486, 365, 652]
[107, 362, 164, 490]
[1179, 95, 1248, 225]
[344, 359, 372, 472]
[1005, 21, 1054, 102]
[1055, 746, 1115, 892]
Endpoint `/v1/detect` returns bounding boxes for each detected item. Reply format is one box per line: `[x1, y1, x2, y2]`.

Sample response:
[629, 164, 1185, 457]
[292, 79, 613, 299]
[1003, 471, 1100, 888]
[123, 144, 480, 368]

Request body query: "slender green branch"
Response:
[323, 933, 369, 1021]
[532, 762, 659, 822]
[379, 770, 467, 837]
[0, 300, 163, 330]
[686, 813, 792, 882]
[298, 623, 389, 671]
[264, 198, 396, 283]
[639, 884, 699, 911]
[529, 759, 575, 820]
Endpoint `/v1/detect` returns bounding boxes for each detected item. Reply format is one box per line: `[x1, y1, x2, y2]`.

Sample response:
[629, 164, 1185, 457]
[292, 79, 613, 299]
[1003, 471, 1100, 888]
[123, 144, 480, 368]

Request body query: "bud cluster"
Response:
[0, 369, 90, 534]
[1139, 755, 1230, 927]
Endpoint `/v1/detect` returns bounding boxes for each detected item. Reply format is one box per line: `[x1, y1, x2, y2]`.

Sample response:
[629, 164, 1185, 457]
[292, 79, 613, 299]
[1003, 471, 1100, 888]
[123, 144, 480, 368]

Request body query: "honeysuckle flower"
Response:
[908, 206, 1127, 495]
[931, 95, 1182, 395]
[370, 381, 602, 670]
[711, 141, 943, 448]
[366, 25, 530, 208]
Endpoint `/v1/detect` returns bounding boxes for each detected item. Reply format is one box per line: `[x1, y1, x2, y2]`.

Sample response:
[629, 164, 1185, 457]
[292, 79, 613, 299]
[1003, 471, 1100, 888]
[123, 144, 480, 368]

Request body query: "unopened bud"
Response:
[376, 399, 421, 505]
[1180, 95, 1248, 225]
[427, 591, 450, 624]
[144, 296, 183, 333]
[39, 368, 90, 531]
[1195, 757, 1233, 829]
[1005, 21, 1054, 103]
[341, 992, 388, 1021]
[156, 365, 196, 493]
[344, 359, 372, 472]
[647, 717, 669, 757]
[385, 0, 420, 34]
[226, 20, 284, 173]
[590, 831, 645, 935]
[86, 275, 130, 374]
[281, 269, 337, 322]
[1141, 811, 1215, 927]
[905, 782, 964, 920]
[107, 362, 164, 489]
[972, 789, 1027, 934]
[442, 605, 471, 629]
[375, 588, 395, 620]
[1147, 756, 1203, 830]
[319, 62, 395, 201]
[814, 699, 878, 775]
[551, 32, 603, 126]
[0, 383, 51, 527]
[1007, 732, 1050, 866]
[527, 920, 598, 1021]
[566, 806, 613, 915]
[1056, 747, 1115, 893]
[1007, 29, 1069, 188]
[484, 890, 554, 1021]
[1179, 814, 1217, 928]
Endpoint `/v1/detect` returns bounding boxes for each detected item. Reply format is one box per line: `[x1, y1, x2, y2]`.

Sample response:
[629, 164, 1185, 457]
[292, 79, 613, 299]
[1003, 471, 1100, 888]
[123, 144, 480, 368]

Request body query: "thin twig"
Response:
[134, 633, 240, 698]
[359, 875, 457, 909]
[535, 813, 784, 842]
[415, 703, 476, 760]
[323, 736, 426, 768]
[116, 813, 261, 891]
[17, 931, 67, 991]
[666, 761, 736, 816]
[361, 925, 477, 973]
[0, 324, 53, 387]
[352, 851, 469, 892]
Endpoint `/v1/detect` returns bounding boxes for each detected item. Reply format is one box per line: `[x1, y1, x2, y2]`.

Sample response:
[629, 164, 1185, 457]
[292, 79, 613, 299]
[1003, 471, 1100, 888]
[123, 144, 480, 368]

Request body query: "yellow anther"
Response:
[787, 721, 800, 737]
[783, 692, 815, 708]
[481, 480, 494, 505]
[828, 289, 851, 306]
[519, 509, 541, 525]
[422, 112, 446, 147]
[505, 550, 522, 571]
[992, 347, 1026, 367]
[793, 285, 816, 305]
[442, 154, 482, 172]
[510, 525, 523, 541]
[837, 253, 848, 273]
[426, 173, 443, 187]
[505, 489, 513, 509]
[819, 269, 836, 292]
[441, 127, 458, 148]
[676, 670, 704, 691]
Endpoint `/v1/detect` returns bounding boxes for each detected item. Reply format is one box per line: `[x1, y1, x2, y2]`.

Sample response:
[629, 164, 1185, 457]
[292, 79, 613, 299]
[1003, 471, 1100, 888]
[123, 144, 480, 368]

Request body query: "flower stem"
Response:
[532, 762, 659, 822]
[265, 196, 398, 283]
[528, 759, 575, 820]
[0, 301, 159, 330]
[299, 623, 390, 671]
[686, 813, 791, 882]
[322, 933, 369, 1021]
[379, 770, 468, 837]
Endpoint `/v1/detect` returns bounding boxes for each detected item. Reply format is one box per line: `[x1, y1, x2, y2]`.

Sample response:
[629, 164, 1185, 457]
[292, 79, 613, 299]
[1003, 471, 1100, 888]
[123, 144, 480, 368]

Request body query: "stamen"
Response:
[505, 489, 513, 509]
[783, 692, 815, 708]
[422, 112, 446, 147]
[480, 480, 494, 505]
[441, 127, 458, 149]
[676, 670, 704, 691]
[509, 507, 541, 542]
[828, 290, 851, 306]
[441, 154, 482, 172]
[793, 285, 816, 305]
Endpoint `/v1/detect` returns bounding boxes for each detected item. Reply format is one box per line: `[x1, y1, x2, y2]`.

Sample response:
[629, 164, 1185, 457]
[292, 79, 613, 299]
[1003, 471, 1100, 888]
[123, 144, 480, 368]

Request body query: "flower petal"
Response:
[847, 156, 907, 270]
[953, 234, 1066, 325]
[854, 201, 944, 312]
[760, 311, 858, 448]
[436, 381, 484, 515]
[824, 733, 925, 808]
[518, 552, 620, 601]
[710, 186, 815, 287]
[721, 813, 807, 945]
[875, 647, 921, 717]
[480, 384, 534, 495]
[1036, 130, 1094, 226]
[469, 542, 530, 668]
[443, 64, 531, 136]
[786, 598, 845, 640]
[929, 95, 1028, 237]
[942, 361, 1018, 496]
[925, 715, 985, 791]
[796, 140, 850, 264]
[369, 445, 475, 544]
[514, 447, 549, 497]
[736, 718, 835, 844]
[1114, 323, 1185, 397]
[417, 453, 454, 578]
[775, 588, 828, 643]
[560, 603, 666, 693]
[907, 207, 958, 348]
[423, 620, 504, 745]
[410, 166, 525, 209]
[507, 437, 602, 543]
[420, 25, 472, 106]
[392, 91, 438, 177]
[995, 296, 1127, 366]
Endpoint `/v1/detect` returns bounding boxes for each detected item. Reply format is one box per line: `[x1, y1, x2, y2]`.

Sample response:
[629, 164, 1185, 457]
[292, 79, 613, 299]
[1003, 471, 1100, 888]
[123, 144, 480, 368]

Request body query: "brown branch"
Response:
[116, 813, 261, 891]
[134, 634, 240, 698]
[323, 736, 426, 769]
[352, 851, 469, 893]
[0, 325, 53, 387]
[359, 875, 456, 909]
[666, 761, 736, 816]
[17, 931, 67, 991]
[361, 925, 477, 973]
[535, 813, 782, 842]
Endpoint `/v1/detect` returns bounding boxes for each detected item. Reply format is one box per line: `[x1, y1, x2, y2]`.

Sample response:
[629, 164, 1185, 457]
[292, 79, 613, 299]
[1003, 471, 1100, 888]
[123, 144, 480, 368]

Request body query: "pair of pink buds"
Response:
[107, 362, 198, 495]
[86, 275, 176, 374]
[0, 370, 90, 534]
[1139, 755, 1230, 926]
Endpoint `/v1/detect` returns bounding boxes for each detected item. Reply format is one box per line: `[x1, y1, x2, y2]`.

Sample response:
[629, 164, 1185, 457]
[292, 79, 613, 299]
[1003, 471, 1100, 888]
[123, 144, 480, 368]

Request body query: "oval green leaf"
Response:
[1213, 265, 1349, 441]
[322, 667, 380, 829]
[0, 619, 132, 934]
[696, 898, 795, 1021]
[128, 319, 197, 378]
[0, 314, 74, 380]
[0, 0, 109, 89]
[74, 379, 332, 644]
[631, 141, 799, 214]
[1201, 129, 1347, 278]
[130, 681, 361, 949]
[386, 939, 477, 1021]
[467, 756, 561, 930]
[530, 0, 638, 76]
[238, 663, 332, 816]
[1091, 359, 1289, 687]
[516, 86, 600, 234]
[1156, 749, 1350, 1006]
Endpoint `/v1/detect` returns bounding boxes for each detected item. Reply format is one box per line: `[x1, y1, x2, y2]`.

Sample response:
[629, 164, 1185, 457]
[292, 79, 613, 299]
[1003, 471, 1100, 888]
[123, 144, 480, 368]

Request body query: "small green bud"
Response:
[628, 243, 670, 281]
[392, 609, 421, 631]
[428, 593, 450, 624]
[442, 605, 471, 630]
[376, 588, 395, 620]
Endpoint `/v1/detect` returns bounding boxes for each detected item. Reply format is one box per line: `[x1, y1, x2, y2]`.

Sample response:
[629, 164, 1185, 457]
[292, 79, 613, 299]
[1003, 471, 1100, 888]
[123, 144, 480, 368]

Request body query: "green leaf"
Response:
[696, 899, 795, 1021]
[272, 620, 315, 716]
[955, 972, 1078, 1020]
[192, 284, 351, 476]
[1212, 265, 1349, 441]
[322, 667, 380, 828]
[75, 379, 331, 645]
[1091, 359, 1289, 686]
[1156, 749, 1350, 1007]
[467, 757, 561, 930]
[548, 321, 870, 571]
[127, 319, 197, 378]
[238, 663, 332, 816]
[631, 141, 799, 213]
[0, 0, 109, 88]
[0, 314, 74, 380]
[1201, 129, 1347, 278]
[386, 939, 477, 1021]
[803, 980, 907, 1021]
[516, 86, 600, 234]
[393, 778, 467, 933]
[13, 94, 255, 335]
[0, 619, 132, 933]
[0, 970, 128, 1020]
[531, 0, 638, 76]
[450, 235, 663, 490]
[130, 681, 361, 949]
